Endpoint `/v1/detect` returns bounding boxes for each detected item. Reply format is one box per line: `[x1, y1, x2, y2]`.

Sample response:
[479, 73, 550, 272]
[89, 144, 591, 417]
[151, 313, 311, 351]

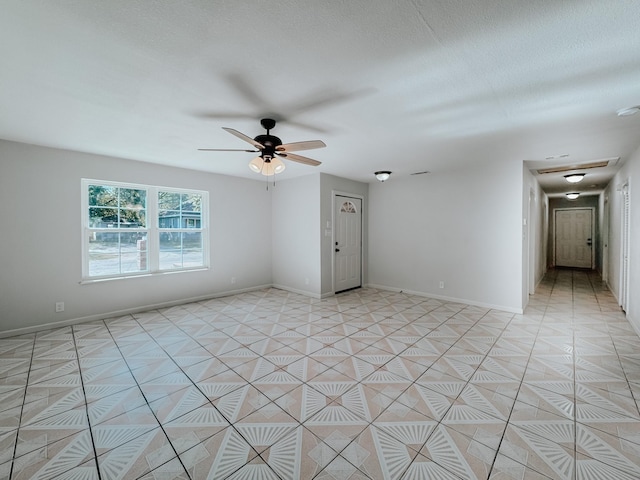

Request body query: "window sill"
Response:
[80, 267, 209, 285]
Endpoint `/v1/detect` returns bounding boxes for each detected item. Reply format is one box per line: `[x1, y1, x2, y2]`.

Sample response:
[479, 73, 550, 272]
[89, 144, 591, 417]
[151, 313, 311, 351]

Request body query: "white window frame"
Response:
[81, 179, 209, 282]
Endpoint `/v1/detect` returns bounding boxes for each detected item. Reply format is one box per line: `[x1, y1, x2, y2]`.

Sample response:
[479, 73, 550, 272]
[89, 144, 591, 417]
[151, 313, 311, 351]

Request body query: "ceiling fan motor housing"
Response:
[260, 118, 277, 130]
[254, 134, 282, 161]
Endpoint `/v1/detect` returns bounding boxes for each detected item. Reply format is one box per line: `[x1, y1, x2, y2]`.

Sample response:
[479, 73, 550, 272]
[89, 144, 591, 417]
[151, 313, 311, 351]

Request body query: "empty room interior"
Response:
[1, 1, 640, 479]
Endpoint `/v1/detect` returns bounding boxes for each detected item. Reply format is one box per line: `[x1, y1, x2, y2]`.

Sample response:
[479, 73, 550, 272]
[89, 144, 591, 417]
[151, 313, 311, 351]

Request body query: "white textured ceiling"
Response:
[1, 1, 640, 192]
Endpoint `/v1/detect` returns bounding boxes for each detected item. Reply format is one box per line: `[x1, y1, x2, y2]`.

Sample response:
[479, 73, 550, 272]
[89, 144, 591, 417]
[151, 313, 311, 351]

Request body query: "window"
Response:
[82, 180, 208, 280]
[158, 191, 204, 270]
[340, 201, 357, 213]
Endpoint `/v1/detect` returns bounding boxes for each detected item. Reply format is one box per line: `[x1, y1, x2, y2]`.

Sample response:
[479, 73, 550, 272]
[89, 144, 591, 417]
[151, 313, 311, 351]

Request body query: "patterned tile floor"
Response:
[1, 269, 640, 479]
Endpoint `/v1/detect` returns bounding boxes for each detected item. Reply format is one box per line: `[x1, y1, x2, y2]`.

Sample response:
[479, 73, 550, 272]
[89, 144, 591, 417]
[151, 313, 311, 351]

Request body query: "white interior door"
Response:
[555, 208, 593, 268]
[334, 196, 362, 292]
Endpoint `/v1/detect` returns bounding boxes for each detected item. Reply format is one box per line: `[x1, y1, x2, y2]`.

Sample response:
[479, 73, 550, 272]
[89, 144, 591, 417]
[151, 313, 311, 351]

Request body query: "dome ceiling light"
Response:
[564, 173, 585, 183]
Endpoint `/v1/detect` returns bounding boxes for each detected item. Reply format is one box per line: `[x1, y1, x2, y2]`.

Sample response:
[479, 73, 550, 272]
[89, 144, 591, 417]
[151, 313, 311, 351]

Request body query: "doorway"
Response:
[334, 195, 362, 293]
[554, 208, 594, 268]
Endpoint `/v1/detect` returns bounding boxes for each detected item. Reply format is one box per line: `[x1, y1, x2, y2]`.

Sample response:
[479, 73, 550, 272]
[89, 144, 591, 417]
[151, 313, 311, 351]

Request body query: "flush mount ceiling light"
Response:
[564, 173, 585, 183]
[617, 106, 640, 117]
[566, 192, 580, 200]
[375, 171, 392, 182]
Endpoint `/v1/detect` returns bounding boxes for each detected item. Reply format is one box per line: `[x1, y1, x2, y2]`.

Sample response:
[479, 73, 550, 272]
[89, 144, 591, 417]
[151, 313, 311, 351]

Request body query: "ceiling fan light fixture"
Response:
[248, 156, 263, 173]
[249, 156, 286, 176]
[375, 171, 392, 182]
[566, 192, 580, 200]
[564, 173, 585, 183]
[271, 157, 286, 174]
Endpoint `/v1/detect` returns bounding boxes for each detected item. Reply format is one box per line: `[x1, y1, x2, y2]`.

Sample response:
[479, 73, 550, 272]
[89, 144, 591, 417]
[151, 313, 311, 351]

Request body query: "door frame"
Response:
[552, 207, 595, 268]
[620, 181, 630, 312]
[528, 188, 536, 295]
[602, 193, 609, 283]
[332, 191, 364, 294]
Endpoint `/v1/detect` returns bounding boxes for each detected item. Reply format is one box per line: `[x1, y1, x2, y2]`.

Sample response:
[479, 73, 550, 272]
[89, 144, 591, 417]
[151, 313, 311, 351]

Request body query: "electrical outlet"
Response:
[439, 281, 445, 289]
[55, 302, 65, 313]
[231, 277, 236, 284]
[305, 278, 309, 285]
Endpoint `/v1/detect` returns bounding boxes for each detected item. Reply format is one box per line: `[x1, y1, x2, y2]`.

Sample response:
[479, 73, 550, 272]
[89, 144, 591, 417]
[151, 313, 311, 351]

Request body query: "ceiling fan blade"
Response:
[198, 148, 259, 152]
[193, 111, 256, 121]
[277, 152, 321, 167]
[222, 127, 264, 150]
[225, 73, 273, 112]
[285, 87, 376, 115]
[276, 140, 327, 153]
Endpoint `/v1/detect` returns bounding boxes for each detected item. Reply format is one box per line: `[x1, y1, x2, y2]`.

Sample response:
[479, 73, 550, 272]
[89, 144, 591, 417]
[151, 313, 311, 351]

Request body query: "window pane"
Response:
[88, 232, 147, 276]
[181, 193, 202, 212]
[158, 210, 181, 229]
[119, 188, 146, 209]
[89, 185, 147, 229]
[184, 211, 201, 228]
[89, 185, 118, 207]
[158, 192, 202, 229]
[159, 232, 203, 270]
[159, 232, 182, 270]
[158, 211, 201, 228]
[121, 240, 145, 273]
[158, 192, 181, 210]
[119, 208, 146, 228]
[89, 207, 118, 227]
[183, 232, 203, 267]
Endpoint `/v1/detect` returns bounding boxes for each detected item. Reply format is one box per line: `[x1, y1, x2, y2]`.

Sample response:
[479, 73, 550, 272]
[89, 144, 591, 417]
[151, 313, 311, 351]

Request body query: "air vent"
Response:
[410, 171, 430, 176]
[536, 157, 619, 175]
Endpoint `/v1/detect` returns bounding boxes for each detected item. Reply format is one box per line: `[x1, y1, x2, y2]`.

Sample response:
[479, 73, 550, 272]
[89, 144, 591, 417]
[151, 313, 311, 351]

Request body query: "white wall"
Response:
[271, 174, 322, 296]
[368, 159, 524, 313]
[605, 144, 640, 333]
[0, 140, 272, 335]
[319, 173, 369, 296]
[523, 167, 547, 306]
[270, 173, 369, 298]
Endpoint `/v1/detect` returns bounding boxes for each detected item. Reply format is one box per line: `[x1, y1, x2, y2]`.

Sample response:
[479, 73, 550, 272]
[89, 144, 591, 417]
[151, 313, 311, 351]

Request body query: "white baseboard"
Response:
[0, 284, 273, 338]
[626, 313, 640, 337]
[365, 283, 524, 314]
[271, 284, 322, 299]
[0, 283, 526, 338]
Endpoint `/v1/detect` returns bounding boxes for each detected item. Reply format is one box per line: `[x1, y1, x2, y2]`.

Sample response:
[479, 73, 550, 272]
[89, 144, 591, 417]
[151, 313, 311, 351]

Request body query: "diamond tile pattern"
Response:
[1, 269, 640, 479]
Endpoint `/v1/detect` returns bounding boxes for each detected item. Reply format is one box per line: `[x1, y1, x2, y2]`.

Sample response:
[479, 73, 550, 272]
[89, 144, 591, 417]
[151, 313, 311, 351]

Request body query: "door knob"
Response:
[335, 248, 340, 252]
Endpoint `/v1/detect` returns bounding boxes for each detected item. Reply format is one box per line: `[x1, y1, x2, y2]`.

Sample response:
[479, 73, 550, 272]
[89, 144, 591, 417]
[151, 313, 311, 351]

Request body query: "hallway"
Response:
[1, 269, 639, 479]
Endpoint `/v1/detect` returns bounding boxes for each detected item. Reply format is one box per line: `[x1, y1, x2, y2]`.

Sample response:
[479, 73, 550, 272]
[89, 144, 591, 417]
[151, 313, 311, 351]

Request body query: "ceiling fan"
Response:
[199, 118, 326, 176]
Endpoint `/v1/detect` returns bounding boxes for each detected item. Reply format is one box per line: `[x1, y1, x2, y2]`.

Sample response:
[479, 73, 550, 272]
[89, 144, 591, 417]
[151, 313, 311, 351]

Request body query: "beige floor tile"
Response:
[499, 424, 574, 480]
[417, 424, 498, 479]
[97, 427, 176, 479]
[3, 269, 640, 479]
[575, 423, 640, 478]
[489, 453, 554, 479]
[163, 405, 230, 454]
[11, 430, 95, 480]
